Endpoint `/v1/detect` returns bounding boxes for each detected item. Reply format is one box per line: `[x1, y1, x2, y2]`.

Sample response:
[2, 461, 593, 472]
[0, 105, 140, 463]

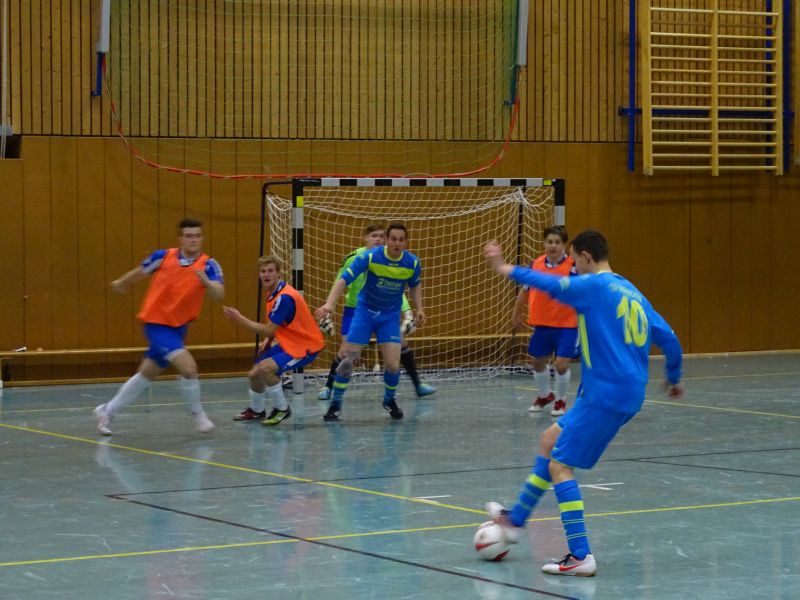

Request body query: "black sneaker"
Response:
[383, 399, 404, 420]
[262, 405, 292, 426]
[323, 402, 342, 422]
[233, 407, 267, 421]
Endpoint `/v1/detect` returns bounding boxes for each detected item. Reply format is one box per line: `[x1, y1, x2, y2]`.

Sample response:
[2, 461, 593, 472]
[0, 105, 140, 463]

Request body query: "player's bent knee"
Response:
[337, 357, 354, 377]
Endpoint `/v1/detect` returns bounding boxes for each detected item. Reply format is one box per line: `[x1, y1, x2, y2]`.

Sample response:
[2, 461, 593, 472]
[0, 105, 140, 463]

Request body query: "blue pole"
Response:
[628, 0, 637, 172]
[783, 0, 792, 172]
[92, 52, 104, 97]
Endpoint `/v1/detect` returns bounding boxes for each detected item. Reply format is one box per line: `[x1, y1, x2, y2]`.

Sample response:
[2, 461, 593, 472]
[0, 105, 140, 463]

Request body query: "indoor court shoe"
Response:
[550, 399, 567, 416]
[383, 399, 404, 420]
[192, 411, 215, 433]
[262, 405, 292, 426]
[233, 407, 267, 421]
[485, 501, 522, 543]
[323, 402, 342, 422]
[542, 553, 596, 577]
[528, 392, 555, 412]
[93, 404, 113, 436]
[415, 383, 437, 397]
[318, 386, 332, 401]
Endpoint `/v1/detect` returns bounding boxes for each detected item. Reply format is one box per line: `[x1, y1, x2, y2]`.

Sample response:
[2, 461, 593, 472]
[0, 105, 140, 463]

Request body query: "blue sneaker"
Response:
[415, 383, 437, 397]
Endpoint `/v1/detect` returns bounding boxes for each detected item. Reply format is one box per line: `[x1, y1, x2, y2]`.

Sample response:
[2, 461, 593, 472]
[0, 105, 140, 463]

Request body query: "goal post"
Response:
[264, 177, 565, 384]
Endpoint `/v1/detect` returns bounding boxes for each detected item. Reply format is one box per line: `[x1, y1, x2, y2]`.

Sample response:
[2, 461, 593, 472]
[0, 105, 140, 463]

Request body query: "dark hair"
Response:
[179, 218, 203, 231]
[385, 222, 407, 238]
[363, 223, 385, 235]
[543, 225, 568, 243]
[571, 229, 609, 262]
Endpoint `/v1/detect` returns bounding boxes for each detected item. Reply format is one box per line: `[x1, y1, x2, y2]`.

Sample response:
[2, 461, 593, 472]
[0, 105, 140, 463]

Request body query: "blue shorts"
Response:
[143, 323, 189, 368]
[256, 343, 319, 374]
[551, 397, 636, 470]
[346, 306, 401, 345]
[341, 306, 356, 337]
[528, 326, 578, 359]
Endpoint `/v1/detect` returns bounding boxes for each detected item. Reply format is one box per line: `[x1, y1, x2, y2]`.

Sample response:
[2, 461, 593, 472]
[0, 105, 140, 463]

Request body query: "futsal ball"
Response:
[473, 521, 510, 561]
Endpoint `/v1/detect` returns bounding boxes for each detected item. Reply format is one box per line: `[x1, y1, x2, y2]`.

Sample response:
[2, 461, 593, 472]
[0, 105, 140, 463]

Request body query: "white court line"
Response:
[580, 482, 624, 491]
[413, 495, 453, 500]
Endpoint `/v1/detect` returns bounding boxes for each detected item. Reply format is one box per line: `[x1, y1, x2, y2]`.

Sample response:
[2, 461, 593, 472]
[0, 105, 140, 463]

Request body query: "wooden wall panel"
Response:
[0, 160, 25, 357]
[75, 138, 107, 378]
[3, 138, 800, 383]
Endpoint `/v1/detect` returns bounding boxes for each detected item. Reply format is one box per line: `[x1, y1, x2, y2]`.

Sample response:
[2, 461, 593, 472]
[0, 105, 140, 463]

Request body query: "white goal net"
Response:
[267, 178, 562, 380]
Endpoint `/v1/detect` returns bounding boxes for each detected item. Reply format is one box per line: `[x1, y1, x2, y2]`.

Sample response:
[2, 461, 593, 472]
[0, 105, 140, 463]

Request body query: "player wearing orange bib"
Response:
[93, 219, 225, 436]
[224, 255, 324, 426]
[512, 226, 578, 416]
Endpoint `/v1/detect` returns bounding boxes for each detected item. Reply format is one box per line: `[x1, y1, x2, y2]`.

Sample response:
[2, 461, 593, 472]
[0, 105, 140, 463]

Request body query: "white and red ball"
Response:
[473, 521, 510, 561]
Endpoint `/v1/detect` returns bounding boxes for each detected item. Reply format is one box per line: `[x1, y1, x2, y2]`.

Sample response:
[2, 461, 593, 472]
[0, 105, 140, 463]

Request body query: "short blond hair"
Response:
[257, 255, 283, 271]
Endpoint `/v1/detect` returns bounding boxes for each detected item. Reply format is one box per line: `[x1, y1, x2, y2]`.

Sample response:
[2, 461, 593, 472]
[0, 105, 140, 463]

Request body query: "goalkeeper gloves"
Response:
[401, 311, 416, 336]
[318, 315, 335, 336]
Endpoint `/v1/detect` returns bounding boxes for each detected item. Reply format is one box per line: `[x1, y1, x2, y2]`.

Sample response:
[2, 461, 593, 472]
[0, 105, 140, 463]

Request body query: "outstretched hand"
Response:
[314, 304, 332, 322]
[484, 241, 513, 275]
[222, 306, 243, 322]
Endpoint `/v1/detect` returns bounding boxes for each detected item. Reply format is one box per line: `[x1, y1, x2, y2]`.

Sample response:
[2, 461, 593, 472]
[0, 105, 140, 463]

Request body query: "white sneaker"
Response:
[318, 387, 332, 401]
[542, 553, 596, 577]
[192, 411, 215, 433]
[485, 501, 522, 543]
[94, 404, 113, 436]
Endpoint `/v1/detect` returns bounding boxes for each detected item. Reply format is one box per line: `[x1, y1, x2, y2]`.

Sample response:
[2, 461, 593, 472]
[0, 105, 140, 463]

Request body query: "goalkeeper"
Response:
[315, 222, 426, 422]
[317, 223, 436, 402]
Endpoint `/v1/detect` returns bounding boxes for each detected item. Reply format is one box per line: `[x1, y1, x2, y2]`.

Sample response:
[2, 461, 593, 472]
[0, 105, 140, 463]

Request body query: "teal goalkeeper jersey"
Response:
[509, 266, 683, 414]
[341, 246, 421, 314]
[334, 246, 411, 312]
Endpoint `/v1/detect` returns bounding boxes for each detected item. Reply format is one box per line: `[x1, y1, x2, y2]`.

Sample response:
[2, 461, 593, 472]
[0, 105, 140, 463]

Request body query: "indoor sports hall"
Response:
[1, 2, 798, 600]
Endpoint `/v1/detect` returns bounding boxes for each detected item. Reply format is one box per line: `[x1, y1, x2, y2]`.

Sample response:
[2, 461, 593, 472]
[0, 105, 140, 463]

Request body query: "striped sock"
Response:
[510, 456, 552, 527]
[383, 369, 400, 401]
[554, 480, 591, 559]
[331, 374, 351, 406]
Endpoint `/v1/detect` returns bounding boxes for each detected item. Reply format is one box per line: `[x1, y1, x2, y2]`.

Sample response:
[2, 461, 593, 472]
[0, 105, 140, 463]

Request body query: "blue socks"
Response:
[331, 374, 350, 406]
[510, 456, 552, 527]
[554, 479, 591, 559]
[383, 370, 400, 402]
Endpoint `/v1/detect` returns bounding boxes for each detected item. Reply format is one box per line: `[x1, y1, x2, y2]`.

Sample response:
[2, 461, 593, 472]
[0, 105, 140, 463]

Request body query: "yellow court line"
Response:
[0, 422, 484, 516]
[646, 399, 800, 420]
[0, 398, 243, 415]
[1, 495, 797, 568]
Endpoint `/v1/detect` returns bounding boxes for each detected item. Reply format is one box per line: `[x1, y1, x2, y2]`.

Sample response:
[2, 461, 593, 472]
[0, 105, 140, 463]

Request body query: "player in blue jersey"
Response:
[483, 230, 684, 577]
[317, 223, 436, 401]
[315, 222, 425, 422]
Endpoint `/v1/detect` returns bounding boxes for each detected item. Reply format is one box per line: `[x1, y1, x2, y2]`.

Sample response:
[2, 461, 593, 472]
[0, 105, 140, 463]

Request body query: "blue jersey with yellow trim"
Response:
[509, 267, 682, 414]
[341, 246, 421, 313]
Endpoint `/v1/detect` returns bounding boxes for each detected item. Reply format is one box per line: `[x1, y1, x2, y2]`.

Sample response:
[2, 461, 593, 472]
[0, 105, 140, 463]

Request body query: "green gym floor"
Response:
[0, 354, 798, 600]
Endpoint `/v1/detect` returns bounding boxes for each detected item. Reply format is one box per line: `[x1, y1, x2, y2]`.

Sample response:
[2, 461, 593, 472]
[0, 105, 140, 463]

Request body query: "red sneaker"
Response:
[528, 392, 555, 413]
[233, 407, 267, 421]
[550, 399, 567, 416]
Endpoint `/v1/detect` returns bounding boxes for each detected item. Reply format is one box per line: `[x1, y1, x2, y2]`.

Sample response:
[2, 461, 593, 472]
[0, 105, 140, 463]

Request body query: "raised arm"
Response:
[111, 266, 149, 294]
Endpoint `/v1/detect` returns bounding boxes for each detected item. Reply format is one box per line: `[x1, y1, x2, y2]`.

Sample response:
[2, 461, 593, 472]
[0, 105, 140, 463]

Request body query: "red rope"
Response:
[106, 60, 522, 181]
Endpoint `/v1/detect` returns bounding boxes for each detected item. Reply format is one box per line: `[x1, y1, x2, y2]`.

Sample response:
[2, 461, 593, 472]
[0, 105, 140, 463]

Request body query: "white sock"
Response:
[180, 377, 203, 414]
[555, 368, 571, 400]
[534, 368, 551, 397]
[265, 381, 288, 411]
[249, 389, 266, 413]
[105, 373, 151, 415]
